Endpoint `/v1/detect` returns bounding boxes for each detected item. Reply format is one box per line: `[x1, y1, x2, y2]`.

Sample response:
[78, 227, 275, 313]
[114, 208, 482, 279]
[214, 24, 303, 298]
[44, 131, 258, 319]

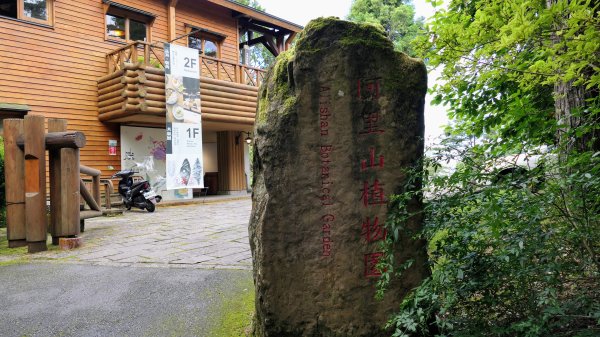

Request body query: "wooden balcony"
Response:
[98, 41, 265, 129]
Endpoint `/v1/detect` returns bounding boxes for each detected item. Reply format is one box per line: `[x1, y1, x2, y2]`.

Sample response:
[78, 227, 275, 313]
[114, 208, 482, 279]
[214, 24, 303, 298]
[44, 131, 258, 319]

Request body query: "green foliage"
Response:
[380, 138, 600, 336]
[376, 0, 600, 335]
[414, 0, 599, 151]
[0, 136, 5, 228]
[347, 0, 423, 56]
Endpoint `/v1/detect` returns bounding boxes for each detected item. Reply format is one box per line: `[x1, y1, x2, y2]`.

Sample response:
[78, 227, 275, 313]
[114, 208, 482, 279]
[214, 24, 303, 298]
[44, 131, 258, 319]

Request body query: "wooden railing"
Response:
[106, 41, 266, 88]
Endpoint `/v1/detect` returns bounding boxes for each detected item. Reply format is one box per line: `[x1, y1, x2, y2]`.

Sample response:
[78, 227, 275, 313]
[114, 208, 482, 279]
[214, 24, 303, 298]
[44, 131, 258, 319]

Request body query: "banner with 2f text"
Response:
[164, 43, 204, 190]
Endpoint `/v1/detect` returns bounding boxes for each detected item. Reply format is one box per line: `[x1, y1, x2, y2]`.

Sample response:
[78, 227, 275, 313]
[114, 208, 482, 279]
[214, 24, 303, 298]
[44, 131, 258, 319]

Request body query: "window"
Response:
[188, 36, 219, 58]
[186, 26, 226, 59]
[104, 2, 154, 43]
[0, 0, 53, 25]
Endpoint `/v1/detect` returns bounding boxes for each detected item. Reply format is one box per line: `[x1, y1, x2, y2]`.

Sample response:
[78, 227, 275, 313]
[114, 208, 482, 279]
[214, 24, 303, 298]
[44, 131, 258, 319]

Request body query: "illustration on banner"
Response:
[164, 43, 204, 190]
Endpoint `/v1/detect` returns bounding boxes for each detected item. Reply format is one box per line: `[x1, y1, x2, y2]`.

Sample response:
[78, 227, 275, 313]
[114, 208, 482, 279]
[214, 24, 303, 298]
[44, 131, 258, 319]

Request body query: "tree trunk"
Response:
[548, 0, 599, 153]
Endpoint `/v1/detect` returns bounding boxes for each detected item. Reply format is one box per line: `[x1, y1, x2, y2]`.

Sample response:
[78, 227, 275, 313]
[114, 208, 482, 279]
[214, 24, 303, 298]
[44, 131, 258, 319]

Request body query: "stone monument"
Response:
[249, 17, 429, 337]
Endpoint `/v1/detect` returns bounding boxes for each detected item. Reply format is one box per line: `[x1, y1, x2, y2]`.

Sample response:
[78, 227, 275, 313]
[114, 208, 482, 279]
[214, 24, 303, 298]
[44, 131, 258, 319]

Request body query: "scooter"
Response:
[112, 170, 162, 212]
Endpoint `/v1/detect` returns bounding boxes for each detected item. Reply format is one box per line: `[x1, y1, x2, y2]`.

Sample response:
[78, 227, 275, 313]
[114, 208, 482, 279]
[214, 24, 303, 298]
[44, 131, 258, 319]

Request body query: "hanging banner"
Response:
[164, 43, 204, 190]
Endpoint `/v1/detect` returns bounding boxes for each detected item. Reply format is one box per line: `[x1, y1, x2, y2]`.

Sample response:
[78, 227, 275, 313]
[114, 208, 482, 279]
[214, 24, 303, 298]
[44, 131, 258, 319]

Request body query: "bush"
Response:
[380, 138, 600, 337]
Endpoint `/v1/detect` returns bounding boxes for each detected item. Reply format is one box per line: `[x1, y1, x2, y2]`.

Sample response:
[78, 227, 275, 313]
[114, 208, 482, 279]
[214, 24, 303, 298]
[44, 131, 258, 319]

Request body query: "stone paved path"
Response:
[1, 198, 253, 270]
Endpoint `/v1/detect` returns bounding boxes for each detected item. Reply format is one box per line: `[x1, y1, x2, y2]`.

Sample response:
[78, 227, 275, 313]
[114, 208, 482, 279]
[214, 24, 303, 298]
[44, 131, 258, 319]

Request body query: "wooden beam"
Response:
[262, 35, 279, 56]
[2, 119, 27, 248]
[80, 179, 101, 212]
[205, 0, 302, 33]
[239, 35, 269, 49]
[285, 32, 297, 50]
[168, 0, 177, 41]
[24, 115, 47, 253]
[16, 131, 86, 150]
[239, 20, 283, 37]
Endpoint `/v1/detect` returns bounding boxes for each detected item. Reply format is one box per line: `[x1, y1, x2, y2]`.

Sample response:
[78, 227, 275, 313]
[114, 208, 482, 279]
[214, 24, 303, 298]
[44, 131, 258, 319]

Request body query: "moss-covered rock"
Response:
[250, 17, 428, 337]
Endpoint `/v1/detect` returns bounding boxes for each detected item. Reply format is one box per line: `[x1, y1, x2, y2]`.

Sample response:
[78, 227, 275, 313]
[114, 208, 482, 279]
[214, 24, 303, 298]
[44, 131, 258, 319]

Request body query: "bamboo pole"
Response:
[2, 119, 26, 248]
[24, 115, 47, 253]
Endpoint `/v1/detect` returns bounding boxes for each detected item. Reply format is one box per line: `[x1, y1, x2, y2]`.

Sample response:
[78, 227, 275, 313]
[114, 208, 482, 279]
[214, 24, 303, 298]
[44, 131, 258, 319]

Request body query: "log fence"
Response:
[2, 116, 106, 253]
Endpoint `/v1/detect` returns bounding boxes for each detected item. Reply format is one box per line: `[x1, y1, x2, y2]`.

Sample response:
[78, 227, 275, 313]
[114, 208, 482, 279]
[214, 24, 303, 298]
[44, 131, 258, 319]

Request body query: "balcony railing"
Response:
[106, 41, 266, 88]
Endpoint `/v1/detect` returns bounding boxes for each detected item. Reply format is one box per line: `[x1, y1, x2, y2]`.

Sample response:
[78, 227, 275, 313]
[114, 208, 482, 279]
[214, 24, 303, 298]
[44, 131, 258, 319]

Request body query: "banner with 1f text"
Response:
[164, 43, 204, 190]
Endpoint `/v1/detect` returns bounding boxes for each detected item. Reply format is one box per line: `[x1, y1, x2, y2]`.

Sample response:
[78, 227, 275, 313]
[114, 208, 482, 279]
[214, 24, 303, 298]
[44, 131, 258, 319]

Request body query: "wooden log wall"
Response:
[0, 0, 252, 176]
[98, 63, 258, 126]
[217, 131, 246, 192]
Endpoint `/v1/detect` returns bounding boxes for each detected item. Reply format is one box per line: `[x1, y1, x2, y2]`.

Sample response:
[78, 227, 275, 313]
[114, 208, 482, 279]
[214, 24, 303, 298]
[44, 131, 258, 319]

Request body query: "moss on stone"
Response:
[208, 276, 255, 337]
[295, 17, 393, 55]
[256, 49, 296, 126]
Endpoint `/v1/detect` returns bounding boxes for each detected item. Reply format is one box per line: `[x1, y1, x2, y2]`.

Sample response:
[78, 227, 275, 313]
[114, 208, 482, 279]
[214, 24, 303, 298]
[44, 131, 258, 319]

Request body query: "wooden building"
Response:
[0, 0, 301, 197]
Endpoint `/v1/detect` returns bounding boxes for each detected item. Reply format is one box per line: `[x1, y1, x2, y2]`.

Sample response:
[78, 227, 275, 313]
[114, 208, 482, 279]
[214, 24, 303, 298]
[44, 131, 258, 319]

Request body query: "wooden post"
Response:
[48, 119, 80, 245]
[24, 115, 47, 253]
[80, 179, 101, 212]
[3, 119, 26, 248]
[92, 175, 101, 206]
[48, 118, 66, 245]
[168, 0, 178, 41]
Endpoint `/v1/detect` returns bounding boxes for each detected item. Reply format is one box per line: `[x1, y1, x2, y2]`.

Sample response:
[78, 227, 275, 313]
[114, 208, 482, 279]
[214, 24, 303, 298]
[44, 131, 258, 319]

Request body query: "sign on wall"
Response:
[120, 126, 192, 201]
[164, 43, 204, 190]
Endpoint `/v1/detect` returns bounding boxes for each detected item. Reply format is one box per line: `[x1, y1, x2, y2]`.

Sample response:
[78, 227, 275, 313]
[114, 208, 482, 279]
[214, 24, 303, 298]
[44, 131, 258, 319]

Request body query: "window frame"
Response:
[185, 25, 226, 59]
[0, 0, 54, 26]
[103, 3, 154, 44]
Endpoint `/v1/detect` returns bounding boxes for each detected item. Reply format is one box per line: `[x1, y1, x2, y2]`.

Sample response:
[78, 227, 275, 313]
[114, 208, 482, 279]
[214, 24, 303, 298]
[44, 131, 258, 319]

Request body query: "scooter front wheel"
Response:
[145, 200, 155, 212]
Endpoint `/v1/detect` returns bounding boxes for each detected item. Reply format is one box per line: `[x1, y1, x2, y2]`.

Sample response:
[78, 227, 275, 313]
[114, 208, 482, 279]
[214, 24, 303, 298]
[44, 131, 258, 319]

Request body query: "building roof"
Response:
[205, 0, 304, 33]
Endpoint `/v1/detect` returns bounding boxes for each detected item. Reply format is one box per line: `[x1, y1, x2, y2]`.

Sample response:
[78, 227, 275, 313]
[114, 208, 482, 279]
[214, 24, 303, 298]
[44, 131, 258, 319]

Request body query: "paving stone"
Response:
[9, 198, 253, 270]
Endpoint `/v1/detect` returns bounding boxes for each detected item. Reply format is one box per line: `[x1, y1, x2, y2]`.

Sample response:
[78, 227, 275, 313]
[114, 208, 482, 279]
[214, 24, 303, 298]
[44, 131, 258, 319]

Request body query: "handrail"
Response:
[105, 41, 267, 87]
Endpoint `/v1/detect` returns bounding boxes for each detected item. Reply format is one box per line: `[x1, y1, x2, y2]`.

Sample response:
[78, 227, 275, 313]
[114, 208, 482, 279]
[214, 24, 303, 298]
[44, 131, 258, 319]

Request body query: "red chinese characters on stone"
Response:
[361, 147, 384, 172]
[359, 111, 385, 135]
[360, 179, 386, 207]
[361, 216, 387, 243]
[364, 252, 385, 277]
[357, 78, 381, 101]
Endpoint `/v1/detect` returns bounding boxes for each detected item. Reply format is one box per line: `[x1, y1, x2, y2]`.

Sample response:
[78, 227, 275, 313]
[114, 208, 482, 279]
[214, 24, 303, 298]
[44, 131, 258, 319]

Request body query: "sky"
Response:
[257, 0, 448, 145]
